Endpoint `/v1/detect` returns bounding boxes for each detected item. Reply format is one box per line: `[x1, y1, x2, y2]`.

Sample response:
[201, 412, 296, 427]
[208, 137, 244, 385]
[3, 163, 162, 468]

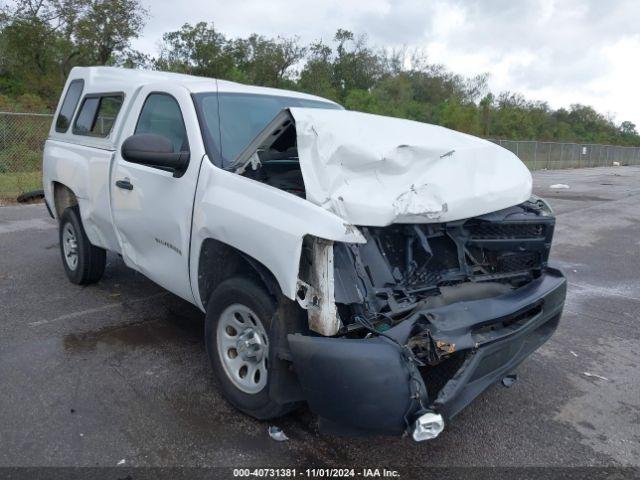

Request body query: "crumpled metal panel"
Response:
[290, 107, 533, 226]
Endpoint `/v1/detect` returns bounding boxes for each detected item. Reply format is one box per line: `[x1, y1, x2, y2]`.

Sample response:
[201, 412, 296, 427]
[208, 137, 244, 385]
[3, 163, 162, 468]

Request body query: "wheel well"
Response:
[52, 182, 78, 219]
[198, 238, 281, 309]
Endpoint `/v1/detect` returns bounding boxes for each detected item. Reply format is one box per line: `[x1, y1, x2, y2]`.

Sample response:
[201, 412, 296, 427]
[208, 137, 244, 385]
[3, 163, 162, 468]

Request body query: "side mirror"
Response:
[121, 133, 190, 176]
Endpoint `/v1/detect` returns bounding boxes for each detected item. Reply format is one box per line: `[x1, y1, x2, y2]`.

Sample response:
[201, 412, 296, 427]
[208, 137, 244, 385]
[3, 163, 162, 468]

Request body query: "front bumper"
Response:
[288, 268, 566, 437]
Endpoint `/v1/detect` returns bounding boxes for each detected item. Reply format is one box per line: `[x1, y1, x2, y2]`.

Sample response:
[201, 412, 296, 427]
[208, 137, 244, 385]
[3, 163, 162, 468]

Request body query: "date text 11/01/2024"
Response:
[233, 468, 400, 477]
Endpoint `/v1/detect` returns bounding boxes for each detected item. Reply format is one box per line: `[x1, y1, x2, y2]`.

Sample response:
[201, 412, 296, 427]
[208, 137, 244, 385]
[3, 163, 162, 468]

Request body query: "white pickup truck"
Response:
[43, 67, 566, 441]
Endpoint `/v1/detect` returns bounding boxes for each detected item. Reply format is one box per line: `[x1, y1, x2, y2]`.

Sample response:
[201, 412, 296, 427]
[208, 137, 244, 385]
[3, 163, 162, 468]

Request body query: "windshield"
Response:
[193, 92, 342, 167]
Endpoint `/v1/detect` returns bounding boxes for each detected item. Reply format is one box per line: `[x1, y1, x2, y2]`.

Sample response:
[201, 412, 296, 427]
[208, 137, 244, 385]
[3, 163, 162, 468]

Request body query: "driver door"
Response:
[110, 84, 207, 303]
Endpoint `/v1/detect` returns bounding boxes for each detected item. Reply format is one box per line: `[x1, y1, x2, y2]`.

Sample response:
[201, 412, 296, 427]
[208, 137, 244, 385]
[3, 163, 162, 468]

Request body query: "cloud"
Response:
[133, 0, 640, 125]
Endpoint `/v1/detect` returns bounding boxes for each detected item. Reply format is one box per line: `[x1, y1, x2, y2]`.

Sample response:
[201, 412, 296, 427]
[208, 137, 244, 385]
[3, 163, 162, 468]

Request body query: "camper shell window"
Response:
[55, 80, 85, 133]
[73, 93, 124, 138]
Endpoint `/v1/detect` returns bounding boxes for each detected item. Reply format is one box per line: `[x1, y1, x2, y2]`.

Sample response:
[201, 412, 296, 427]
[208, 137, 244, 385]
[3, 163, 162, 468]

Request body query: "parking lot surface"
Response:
[1, 166, 639, 467]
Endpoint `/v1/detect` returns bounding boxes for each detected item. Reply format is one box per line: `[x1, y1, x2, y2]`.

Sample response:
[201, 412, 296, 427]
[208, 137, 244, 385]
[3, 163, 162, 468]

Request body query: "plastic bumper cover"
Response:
[287, 268, 566, 436]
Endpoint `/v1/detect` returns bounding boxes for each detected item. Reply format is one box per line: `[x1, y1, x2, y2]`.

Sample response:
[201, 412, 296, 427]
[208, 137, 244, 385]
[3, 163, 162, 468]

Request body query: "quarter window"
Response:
[73, 94, 124, 137]
[55, 80, 84, 133]
[135, 93, 189, 153]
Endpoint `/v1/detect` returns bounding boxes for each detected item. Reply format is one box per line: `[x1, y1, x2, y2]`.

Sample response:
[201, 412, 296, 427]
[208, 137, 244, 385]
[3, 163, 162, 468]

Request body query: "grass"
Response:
[0, 171, 42, 200]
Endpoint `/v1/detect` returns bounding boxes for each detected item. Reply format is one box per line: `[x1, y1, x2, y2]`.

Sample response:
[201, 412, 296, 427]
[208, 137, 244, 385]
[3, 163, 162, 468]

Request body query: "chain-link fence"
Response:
[489, 139, 640, 171]
[0, 112, 53, 200]
[3, 112, 640, 200]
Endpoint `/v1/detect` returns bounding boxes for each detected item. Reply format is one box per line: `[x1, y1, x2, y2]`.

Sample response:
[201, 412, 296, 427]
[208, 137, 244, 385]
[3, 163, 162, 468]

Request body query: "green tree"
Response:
[228, 34, 305, 87]
[297, 41, 339, 100]
[620, 121, 637, 137]
[332, 29, 382, 100]
[74, 0, 148, 65]
[155, 22, 232, 77]
[0, 0, 147, 104]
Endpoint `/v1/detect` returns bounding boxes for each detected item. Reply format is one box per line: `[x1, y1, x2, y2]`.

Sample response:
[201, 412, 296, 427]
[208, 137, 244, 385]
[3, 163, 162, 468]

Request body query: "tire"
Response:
[59, 206, 106, 285]
[205, 276, 294, 419]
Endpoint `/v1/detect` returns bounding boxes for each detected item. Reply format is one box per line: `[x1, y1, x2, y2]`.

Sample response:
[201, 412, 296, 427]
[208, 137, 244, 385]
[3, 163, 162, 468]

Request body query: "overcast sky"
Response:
[133, 0, 640, 126]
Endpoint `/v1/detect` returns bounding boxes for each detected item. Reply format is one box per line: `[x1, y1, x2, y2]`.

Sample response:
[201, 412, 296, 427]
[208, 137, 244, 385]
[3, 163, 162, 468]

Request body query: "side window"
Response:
[73, 94, 124, 137]
[55, 80, 84, 133]
[135, 93, 189, 153]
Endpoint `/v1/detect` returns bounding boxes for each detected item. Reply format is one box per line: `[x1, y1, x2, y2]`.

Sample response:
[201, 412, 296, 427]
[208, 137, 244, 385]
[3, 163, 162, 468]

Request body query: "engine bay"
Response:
[333, 200, 555, 326]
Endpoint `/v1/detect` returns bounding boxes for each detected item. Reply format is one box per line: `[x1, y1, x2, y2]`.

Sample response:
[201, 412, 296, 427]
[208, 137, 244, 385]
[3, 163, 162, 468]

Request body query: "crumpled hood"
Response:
[289, 108, 532, 226]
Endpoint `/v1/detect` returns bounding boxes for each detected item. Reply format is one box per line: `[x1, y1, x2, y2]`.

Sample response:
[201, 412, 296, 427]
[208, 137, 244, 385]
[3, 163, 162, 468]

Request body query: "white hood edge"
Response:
[289, 107, 532, 227]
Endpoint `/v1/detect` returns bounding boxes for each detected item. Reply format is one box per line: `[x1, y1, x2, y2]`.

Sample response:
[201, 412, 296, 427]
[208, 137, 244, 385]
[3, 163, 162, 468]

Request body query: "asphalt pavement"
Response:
[0, 166, 639, 468]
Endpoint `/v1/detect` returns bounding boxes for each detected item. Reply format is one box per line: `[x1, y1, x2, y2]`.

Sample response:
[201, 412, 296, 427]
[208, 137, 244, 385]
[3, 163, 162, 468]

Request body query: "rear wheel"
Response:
[59, 206, 106, 285]
[205, 277, 294, 419]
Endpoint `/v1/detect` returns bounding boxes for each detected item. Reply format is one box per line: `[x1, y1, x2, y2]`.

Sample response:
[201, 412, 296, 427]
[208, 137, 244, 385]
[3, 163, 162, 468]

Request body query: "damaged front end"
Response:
[288, 199, 566, 439]
[230, 107, 566, 439]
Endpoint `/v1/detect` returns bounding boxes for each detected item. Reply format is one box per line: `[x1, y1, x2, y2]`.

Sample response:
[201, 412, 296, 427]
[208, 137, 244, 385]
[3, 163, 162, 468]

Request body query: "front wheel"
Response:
[59, 206, 106, 285]
[205, 277, 294, 419]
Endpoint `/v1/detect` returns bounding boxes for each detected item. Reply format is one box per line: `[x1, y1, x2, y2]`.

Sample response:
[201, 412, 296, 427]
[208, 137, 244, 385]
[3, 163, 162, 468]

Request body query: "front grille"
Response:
[344, 203, 555, 319]
[411, 270, 441, 285]
[467, 222, 546, 239]
[497, 252, 540, 273]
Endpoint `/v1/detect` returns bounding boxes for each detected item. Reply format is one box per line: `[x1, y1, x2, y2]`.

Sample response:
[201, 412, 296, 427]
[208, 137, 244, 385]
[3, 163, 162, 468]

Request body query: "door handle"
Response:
[115, 179, 133, 190]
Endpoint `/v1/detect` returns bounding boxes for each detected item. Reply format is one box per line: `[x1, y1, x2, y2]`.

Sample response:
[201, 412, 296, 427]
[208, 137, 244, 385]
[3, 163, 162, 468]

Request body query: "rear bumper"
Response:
[288, 268, 566, 436]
